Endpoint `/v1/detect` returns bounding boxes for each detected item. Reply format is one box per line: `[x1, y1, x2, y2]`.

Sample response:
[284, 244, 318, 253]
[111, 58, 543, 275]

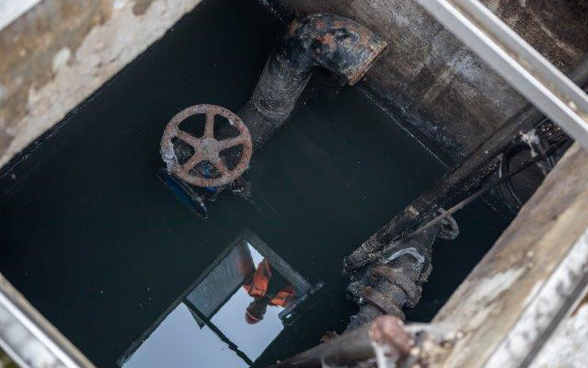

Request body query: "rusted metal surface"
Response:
[164, 13, 387, 191]
[161, 104, 253, 188]
[346, 225, 439, 331]
[285, 13, 389, 86]
[344, 206, 459, 331]
[0, 0, 205, 170]
[160, 13, 387, 192]
[369, 314, 413, 355]
[267, 316, 413, 368]
[262, 0, 588, 164]
[237, 13, 387, 151]
[345, 56, 588, 269]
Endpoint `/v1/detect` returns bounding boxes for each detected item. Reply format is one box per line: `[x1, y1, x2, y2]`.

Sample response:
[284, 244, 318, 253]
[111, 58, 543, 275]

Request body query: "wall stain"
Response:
[0, 0, 113, 149]
[133, 0, 158, 16]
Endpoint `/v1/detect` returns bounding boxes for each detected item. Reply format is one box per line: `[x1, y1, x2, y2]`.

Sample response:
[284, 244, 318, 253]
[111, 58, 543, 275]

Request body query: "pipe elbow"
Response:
[238, 13, 387, 151]
[281, 13, 388, 85]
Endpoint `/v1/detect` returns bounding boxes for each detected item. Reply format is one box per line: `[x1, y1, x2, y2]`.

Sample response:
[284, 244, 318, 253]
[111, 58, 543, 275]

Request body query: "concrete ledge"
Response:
[0, 0, 204, 169]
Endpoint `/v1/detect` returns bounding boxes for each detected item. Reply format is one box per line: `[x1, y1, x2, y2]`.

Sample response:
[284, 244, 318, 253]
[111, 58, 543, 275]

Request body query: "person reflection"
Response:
[243, 259, 295, 325]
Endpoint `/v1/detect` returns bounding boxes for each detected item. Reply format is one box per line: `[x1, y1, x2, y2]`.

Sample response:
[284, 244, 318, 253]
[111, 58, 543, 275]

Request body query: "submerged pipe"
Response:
[229, 13, 388, 150]
[345, 210, 459, 331]
[344, 54, 588, 268]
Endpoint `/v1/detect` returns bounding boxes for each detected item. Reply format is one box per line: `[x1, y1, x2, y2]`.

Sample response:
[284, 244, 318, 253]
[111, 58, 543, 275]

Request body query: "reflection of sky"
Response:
[122, 241, 285, 368]
[212, 283, 283, 359]
[211, 243, 284, 359]
[122, 303, 247, 368]
[248, 243, 264, 265]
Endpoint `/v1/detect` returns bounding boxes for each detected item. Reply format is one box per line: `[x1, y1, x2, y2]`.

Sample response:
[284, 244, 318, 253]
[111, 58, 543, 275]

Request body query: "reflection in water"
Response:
[118, 230, 317, 368]
[243, 259, 295, 325]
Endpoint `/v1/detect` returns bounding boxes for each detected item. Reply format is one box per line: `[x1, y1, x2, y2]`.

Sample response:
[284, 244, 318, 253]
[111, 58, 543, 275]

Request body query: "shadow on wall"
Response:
[118, 230, 320, 368]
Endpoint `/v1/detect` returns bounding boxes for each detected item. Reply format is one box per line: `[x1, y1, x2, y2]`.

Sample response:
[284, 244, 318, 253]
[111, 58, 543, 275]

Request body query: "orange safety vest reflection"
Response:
[243, 259, 294, 307]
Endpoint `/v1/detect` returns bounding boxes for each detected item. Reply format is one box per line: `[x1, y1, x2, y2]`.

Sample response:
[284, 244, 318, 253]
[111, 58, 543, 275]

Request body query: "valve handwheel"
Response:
[161, 104, 253, 188]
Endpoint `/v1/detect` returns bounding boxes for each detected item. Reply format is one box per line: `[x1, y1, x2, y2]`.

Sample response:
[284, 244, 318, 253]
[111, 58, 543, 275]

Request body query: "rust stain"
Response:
[369, 316, 413, 357]
[267, 0, 588, 161]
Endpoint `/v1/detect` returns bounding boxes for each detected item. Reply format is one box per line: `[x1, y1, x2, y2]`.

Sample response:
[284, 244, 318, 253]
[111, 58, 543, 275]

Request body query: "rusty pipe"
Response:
[267, 316, 412, 368]
[172, 14, 386, 200]
[231, 13, 388, 150]
[345, 226, 438, 331]
[177, 13, 386, 179]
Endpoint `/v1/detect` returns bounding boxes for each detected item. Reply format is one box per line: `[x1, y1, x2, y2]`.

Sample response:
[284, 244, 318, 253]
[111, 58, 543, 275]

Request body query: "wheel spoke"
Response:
[176, 130, 201, 148]
[211, 157, 229, 175]
[204, 111, 215, 138]
[182, 152, 204, 171]
[218, 136, 246, 150]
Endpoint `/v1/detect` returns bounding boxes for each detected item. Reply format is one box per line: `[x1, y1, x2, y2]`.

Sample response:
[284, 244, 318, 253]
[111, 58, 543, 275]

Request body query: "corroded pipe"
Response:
[268, 316, 412, 368]
[345, 226, 438, 331]
[228, 13, 388, 150]
[176, 13, 387, 187]
[169, 14, 387, 213]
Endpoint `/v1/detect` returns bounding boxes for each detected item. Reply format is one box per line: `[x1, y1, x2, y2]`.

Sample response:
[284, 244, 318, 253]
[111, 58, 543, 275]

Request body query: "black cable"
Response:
[499, 121, 568, 207]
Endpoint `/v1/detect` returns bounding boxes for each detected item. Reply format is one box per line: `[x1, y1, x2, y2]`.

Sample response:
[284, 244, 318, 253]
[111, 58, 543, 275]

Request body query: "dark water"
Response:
[0, 0, 508, 367]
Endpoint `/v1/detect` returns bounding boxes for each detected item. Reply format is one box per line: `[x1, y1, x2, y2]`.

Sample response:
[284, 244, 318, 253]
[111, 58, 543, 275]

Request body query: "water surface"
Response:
[0, 0, 507, 366]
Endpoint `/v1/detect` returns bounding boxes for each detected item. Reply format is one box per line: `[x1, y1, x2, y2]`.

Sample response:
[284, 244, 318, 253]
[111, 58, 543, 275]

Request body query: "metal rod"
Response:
[350, 139, 568, 271]
[187, 304, 254, 366]
[345, 55, 588, 270]
[344, 104, 540, 269]
[267, 316, 412, 368]
[407, 140, 566, 237]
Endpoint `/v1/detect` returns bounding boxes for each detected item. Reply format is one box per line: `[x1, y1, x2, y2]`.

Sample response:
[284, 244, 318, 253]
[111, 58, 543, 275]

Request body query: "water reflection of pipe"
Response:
[189, 305, 254, 365]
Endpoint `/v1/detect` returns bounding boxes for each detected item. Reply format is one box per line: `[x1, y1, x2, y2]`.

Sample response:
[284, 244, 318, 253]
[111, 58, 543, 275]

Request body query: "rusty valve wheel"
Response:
[160, 104, 253, 188]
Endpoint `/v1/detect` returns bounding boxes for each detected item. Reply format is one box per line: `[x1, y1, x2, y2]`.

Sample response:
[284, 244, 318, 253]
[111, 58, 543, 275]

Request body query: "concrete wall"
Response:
[0, 0, 204, 169]
[265, 0, 588, 163]
[2, 0, 585, 168]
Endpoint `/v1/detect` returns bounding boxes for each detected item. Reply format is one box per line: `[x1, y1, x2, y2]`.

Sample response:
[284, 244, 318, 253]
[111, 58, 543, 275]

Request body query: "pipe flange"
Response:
[369, 265, 421, 308]
[161, 104, 253, 188]
[361, 286, 405, 319]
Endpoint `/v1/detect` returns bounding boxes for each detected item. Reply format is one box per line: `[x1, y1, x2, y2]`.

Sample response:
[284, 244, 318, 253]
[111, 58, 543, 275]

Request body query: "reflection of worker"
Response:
[243, 259, 295, 325]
